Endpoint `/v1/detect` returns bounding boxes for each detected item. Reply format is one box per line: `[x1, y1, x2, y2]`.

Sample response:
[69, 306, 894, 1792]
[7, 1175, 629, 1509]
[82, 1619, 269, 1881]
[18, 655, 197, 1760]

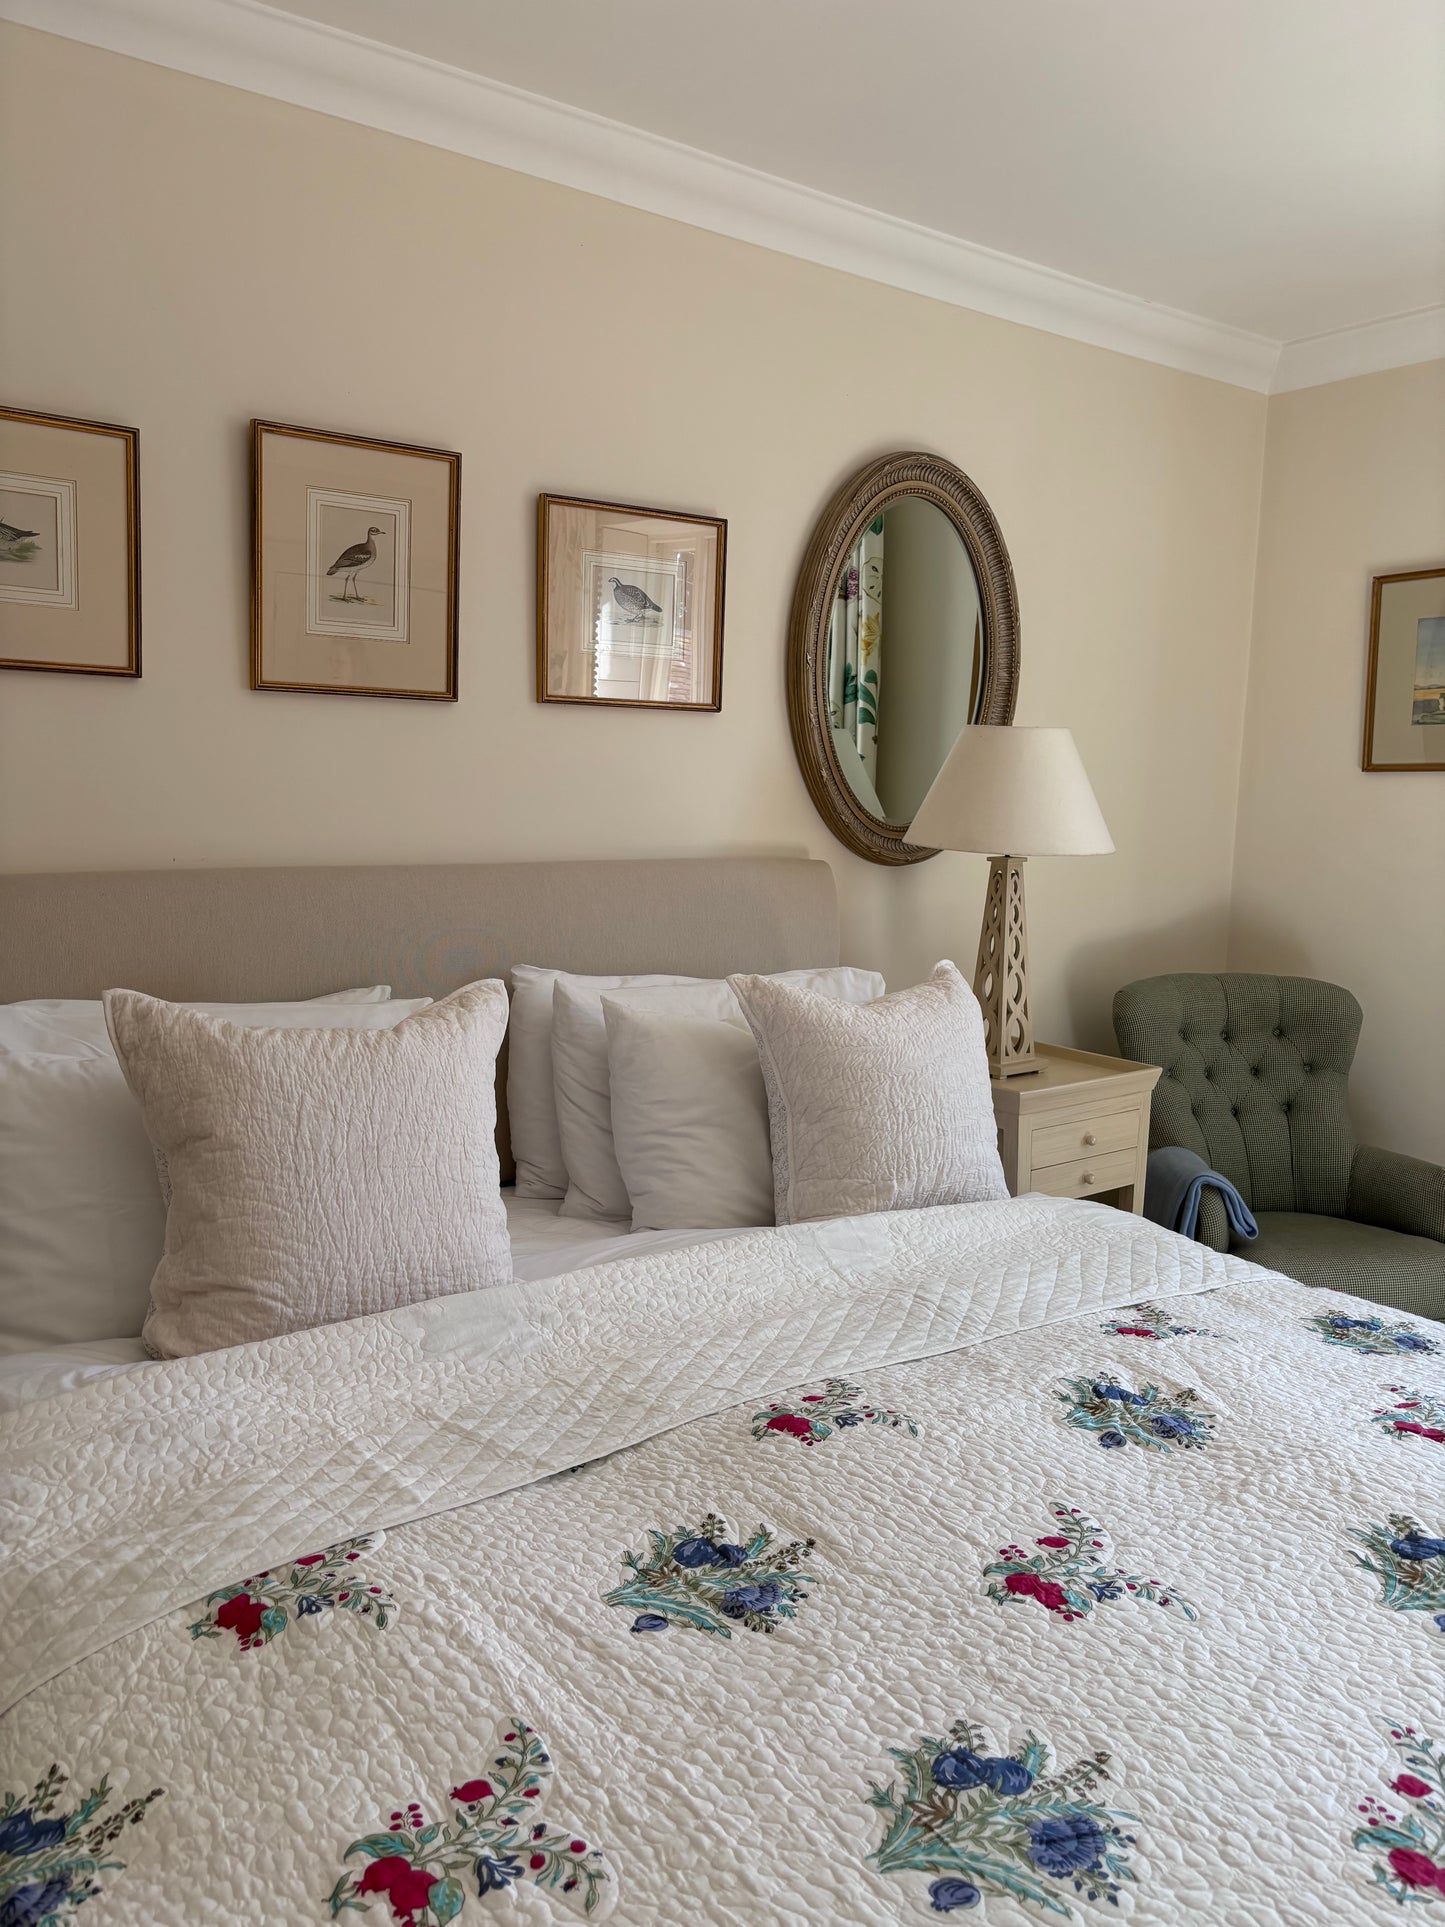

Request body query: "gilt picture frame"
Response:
[252, 419, 460, 700]
[537, 493, 726, 710]
[0, 404, 140, 677]
[1362, 565, 1445, 771]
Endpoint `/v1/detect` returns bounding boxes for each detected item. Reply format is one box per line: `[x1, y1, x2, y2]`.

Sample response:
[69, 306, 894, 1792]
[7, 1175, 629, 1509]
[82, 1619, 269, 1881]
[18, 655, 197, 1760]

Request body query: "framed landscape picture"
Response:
[537, 493, 726, 710]
[0, 405, 139, 677]
[1363, 565, 1445, 771]
[252, 420, 460, 700]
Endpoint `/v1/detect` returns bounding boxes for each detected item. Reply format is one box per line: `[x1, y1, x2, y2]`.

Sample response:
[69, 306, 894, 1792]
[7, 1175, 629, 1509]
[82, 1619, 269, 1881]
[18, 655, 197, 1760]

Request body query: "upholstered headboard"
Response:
[0, 856, 840, 1178]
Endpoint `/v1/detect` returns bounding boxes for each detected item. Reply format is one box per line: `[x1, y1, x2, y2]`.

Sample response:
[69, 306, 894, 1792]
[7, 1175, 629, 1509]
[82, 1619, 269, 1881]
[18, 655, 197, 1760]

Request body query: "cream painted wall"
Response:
[1230, 360, 1445, 1162]
[0, 24, 1267, 1052]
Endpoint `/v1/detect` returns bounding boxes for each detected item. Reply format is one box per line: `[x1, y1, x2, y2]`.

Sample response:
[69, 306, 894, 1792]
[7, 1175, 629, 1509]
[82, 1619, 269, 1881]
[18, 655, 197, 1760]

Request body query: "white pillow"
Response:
[105, 982, 510, 1360]
[0, 994, 429, 1356]
[602, 969, 887, 1231]
[550, 975, 705, 1219]
[505, 968, 700, 1199]
[0, 985, 392, 1056]
[556, 968, 886, 1223]
[727, 961, 1007, 1225]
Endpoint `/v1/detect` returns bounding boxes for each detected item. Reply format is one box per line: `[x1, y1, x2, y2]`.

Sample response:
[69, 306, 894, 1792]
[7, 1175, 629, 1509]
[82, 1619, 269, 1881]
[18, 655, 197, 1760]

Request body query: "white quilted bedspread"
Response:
[3, 1197, 1445, 1926]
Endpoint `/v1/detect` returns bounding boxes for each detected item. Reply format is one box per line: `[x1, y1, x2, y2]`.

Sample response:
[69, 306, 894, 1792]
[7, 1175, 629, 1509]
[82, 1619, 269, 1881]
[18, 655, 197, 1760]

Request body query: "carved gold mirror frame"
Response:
[786, 451, 1020, 865]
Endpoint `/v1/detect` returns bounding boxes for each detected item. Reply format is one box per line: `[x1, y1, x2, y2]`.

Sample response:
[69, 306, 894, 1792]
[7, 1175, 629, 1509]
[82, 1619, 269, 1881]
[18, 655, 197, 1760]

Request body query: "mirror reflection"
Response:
[826, 497, 982, 824]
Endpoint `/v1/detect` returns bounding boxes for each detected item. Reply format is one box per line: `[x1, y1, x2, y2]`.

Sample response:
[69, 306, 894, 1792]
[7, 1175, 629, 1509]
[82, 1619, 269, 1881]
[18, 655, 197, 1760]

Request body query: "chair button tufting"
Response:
[1303, 1062, 1312, 1073]
[1221, 1030, 1229, 1042]
[1273, 1027, 1282, 1038]
[1231, 1104, 1239, 1117]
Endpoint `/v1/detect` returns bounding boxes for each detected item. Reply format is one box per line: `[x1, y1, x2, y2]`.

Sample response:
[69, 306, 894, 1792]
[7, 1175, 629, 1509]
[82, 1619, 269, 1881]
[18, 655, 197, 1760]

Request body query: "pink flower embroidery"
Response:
[1004, 1571, 1071, 1613]
[356, 1855, 438, 1924]
[452, 1779, 494, 1803]
[1391, 1774, 1435, 1800]
[764, 1413, 814, 1440]
[214, 1594, 266, 1644]
[1388, 1846, 1445, 1892]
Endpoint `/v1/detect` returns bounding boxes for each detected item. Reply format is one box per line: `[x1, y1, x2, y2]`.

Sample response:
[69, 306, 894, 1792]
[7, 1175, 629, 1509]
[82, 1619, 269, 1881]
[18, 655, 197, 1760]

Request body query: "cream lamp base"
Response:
[973, 854, 1038, 1078]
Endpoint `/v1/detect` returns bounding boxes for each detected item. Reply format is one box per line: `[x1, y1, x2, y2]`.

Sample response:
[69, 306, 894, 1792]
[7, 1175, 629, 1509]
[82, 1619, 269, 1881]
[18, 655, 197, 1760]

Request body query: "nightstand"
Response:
[990, 1044, 1161, 1214]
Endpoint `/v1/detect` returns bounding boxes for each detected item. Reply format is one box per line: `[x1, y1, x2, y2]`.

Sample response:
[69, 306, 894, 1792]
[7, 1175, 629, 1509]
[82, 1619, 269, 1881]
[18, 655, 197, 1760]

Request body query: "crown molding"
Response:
[1272, 306, 1445, 394]
[5, 0, 1285, 393]
[10, 0, 1441, 396]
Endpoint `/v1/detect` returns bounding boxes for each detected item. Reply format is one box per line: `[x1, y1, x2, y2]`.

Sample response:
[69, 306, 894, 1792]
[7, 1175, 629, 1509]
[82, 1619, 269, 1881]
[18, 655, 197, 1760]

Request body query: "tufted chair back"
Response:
[1112, 974, 1362, 1217]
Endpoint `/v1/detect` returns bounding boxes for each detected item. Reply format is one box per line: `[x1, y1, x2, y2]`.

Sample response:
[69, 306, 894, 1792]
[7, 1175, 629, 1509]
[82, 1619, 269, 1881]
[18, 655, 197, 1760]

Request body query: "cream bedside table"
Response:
[989, 1045, 1161, 1214]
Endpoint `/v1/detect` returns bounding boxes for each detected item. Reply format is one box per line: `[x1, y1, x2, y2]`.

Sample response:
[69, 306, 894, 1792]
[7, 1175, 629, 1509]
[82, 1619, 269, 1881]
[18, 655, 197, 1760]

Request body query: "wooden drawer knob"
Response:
[1081, 1171, 1094, 1186]
[1082, 1131, 1097, 1146]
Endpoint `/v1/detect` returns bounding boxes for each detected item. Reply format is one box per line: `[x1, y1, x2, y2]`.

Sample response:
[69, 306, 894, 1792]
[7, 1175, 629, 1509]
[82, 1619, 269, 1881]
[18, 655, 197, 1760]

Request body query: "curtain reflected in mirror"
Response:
[826, 497, 982, 825]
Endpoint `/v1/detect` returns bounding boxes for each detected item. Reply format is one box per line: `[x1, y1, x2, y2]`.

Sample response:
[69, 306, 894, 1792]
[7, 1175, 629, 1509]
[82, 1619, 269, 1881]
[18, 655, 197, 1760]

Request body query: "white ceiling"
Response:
[256, 0, 1445, 344]
[12, 0, 1445, 386]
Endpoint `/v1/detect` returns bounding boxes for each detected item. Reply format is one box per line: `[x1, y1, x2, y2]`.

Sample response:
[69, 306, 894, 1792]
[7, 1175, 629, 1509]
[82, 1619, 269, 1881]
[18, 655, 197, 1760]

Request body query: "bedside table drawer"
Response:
[1030, 1105, 1141, 1170]
[1029, 1147, 1138, 1200]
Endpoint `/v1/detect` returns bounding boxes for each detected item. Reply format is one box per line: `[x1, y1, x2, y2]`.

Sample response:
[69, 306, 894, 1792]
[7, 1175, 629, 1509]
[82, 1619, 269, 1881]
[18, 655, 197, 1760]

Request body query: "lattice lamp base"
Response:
[972, 854, 1038, 1078]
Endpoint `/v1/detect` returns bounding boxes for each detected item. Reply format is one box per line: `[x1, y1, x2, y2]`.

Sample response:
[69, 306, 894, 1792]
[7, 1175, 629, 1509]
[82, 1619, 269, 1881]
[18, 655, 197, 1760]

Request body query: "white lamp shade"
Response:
[907, 725, 1114, 856]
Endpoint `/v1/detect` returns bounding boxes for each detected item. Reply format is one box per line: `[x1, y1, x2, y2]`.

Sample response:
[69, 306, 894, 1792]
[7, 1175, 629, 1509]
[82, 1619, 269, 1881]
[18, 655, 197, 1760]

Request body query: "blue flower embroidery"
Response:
[931, 1751, 1033, 1795]
[929, 1876, 981, 1910]
[672, 1537, 747, 1569]
[1093, 1383, 1148, 1405]
[0, 1814, 65, 1858]
[1350, 1515, 1445, 1629]
[870, 1720, 1137, 1912]
[1058, 1373, 1216, 1451]
[473, 1852, 521, 1893]
[721, 1581, 783, 1618]
[605, 1515, 818, 1638]
[3, 1877, 73, 1925]
[1029, 1812, 1107, 1876]
[1389, 1534, 1445, 1563]
[0, 1768, 162, 1927]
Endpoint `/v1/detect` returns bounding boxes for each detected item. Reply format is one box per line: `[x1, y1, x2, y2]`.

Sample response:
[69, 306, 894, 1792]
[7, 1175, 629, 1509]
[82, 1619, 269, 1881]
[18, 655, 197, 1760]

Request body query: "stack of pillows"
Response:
[0, 961, 1006, 1364]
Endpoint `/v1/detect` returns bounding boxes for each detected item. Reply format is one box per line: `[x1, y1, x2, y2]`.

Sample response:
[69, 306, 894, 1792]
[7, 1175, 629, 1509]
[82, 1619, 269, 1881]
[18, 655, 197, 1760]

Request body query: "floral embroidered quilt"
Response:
[2, 1196, 1443, 1923]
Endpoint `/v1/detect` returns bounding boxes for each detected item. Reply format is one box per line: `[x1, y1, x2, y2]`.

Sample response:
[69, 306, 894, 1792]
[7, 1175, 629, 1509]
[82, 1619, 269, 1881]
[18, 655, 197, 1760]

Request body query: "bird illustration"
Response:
[326, 525, 384, 602]
[0, 517, 38, 544]
[609, 576, 662, 623]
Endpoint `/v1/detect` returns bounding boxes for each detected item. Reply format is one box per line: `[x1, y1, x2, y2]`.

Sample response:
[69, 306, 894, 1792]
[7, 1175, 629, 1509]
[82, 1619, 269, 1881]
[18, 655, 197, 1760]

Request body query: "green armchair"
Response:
[1112, 973, 1444, 1319]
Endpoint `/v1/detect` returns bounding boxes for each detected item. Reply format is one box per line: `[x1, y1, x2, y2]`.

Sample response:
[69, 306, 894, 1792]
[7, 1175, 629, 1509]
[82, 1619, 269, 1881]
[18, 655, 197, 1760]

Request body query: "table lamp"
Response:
[907, 725, 1113, 1079]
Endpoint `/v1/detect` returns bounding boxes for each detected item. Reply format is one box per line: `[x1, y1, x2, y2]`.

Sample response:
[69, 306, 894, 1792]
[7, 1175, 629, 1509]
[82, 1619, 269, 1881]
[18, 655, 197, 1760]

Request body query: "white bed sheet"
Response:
[0, 1192, 751, 1413]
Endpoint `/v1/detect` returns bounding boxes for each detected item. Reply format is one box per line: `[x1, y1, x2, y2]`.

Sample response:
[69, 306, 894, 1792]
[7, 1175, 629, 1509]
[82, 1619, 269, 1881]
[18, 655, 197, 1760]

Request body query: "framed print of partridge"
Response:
[252, 419, 459, 700]
[537, 493, 726, 710]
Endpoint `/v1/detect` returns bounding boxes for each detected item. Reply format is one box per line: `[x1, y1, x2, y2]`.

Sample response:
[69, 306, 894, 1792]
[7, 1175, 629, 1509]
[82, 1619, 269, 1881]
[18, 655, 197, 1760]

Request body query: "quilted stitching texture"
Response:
[730, 962, 1007, 1223]
[103, 981, 511, 1358]
[3, 1199, 1442, 1924]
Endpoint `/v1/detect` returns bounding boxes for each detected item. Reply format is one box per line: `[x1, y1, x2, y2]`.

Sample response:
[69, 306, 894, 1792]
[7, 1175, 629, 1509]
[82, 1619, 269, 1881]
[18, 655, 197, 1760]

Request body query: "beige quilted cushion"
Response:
[104, 981, 511, 1358]
[727, 960, 1007, 1224]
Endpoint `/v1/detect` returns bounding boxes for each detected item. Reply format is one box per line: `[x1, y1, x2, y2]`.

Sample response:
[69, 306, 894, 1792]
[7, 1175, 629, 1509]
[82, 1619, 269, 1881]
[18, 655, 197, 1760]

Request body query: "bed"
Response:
[2, 859, 1443, 1926]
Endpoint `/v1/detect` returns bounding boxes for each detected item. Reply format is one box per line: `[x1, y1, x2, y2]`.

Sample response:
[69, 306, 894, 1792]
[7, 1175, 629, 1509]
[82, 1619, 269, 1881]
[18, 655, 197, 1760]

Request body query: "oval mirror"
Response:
[787, 452, 1019, 864]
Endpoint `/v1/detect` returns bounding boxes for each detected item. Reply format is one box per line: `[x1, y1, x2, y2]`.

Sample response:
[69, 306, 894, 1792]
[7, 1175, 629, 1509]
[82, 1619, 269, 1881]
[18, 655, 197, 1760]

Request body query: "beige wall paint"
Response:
[0, 25, 1266, 1053]
[1230, 360, 1445, 1161]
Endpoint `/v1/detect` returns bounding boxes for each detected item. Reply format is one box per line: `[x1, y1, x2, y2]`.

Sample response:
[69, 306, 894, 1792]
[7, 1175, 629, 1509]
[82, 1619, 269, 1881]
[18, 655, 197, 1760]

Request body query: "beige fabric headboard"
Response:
[0, 856, 839, 1179]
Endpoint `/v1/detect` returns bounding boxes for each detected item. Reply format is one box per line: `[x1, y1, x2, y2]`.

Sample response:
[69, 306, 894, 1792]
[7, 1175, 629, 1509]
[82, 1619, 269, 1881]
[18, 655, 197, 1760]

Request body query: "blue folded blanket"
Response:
[1143, 1146, 1258, 1243]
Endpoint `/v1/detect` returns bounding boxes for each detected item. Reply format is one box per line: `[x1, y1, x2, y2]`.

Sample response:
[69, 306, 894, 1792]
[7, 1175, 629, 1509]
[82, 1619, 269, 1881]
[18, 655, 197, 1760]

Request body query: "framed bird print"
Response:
[1362, 564, 1445, 770]
[0, 404, 140, 678]
[537, 493, 726, 710]
[252, 419, 460, 700]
